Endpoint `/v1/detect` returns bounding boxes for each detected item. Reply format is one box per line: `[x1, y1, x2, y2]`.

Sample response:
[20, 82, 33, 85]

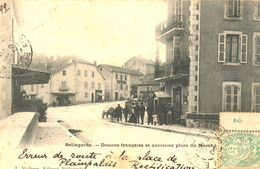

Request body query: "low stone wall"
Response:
[0, 112, 40, 149]
[186, 113, 219, 130]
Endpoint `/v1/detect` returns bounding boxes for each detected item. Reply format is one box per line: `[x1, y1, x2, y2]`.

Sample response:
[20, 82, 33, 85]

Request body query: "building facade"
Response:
[124, 56, 155, 75]
[97, 64, 143, 101]
[155, 0, 260, 126]
[22, 56, 105, 105]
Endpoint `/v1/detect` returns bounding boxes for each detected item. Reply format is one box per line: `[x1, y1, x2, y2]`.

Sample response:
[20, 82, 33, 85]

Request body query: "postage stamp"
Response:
[218, 112, 260, 168]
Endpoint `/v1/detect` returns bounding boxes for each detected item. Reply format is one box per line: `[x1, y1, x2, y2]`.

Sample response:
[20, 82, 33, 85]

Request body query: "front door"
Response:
[91, 93, 94, 102]
[173, 87, 182, 123]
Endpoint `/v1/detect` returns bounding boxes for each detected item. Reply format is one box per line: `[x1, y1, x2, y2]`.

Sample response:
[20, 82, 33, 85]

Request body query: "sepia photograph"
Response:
[0, 0, 259, 168]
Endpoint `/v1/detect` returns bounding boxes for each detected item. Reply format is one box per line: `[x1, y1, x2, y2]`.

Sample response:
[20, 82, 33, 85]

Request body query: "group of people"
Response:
[113, 102, 175, 126]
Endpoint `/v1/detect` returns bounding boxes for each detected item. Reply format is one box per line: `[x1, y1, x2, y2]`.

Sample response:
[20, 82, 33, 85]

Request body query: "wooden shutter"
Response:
[256, 36, 260, 63]
[227, 0, 234, 17]
[218, 34, 225, 62]
[236, 0, 241, 17]
[241, 34, 247, 63]
[237, 85, 241, 111]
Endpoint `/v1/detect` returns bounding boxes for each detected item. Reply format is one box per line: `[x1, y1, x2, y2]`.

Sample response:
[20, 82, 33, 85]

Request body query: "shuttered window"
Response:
[253, 33, 260, 65]
[218, 32, 247, 64]
[252, 83, 260, 112]
[227, 0, 241, 17]
[254, 1, 260, 20]
[223, 82, 241, 112]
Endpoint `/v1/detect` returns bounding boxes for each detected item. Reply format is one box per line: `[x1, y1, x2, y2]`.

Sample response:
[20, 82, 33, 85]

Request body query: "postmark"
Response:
[183, 121, 221, 169]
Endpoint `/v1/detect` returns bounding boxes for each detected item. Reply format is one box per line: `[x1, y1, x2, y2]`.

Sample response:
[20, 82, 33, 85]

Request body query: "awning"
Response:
[12, 66, 51, 85]
[154, 91, 171, 98]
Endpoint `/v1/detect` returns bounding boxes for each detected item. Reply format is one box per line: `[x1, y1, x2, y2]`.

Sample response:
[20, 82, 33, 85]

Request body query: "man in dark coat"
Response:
[140, 102, 145, 124]
[147, 102, 153, 125]
[123, 105, 130, 122]
[114, 104, 123, 122]
[134, 103, 140, 124]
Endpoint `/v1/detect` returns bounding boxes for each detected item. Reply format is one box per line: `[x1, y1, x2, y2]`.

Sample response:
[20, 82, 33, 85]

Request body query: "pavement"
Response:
[109, 120, 218, 140]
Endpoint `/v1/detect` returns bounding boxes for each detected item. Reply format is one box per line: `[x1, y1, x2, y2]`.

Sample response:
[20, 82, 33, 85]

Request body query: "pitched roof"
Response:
[99, 64, 143, 76]
[48, 56, 93, 75]
[138, 74, 160, 86]
[125, 56, 155, 65]
[136, 56, 155, 65]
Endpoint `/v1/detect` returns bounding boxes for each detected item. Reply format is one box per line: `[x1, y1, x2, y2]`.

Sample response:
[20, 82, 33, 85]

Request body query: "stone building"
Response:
[155, 0, 260, 126]
[124, 55, 155, 75]
[22, 56, 105, 105]
[97, 64, 143, 101]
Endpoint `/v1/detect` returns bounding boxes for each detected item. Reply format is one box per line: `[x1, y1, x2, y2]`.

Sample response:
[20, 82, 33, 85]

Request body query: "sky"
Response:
[15, 0, 167, 66]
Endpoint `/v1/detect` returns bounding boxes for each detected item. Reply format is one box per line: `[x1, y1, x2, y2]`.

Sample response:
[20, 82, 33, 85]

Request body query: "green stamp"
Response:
[219, 132, 260, 168]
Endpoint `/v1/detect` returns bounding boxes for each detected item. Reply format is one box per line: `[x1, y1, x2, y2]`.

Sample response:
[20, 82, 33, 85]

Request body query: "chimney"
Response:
[94, 61, 97, 66]
[50, 56, 54, 61]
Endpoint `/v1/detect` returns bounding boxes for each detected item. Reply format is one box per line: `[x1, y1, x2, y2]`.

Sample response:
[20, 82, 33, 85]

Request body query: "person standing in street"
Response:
[140, 102, 145, 124]
[123, 105, 130, 122]
[134, 103, 140, 124]
[114, 104, 123, 122]
[147, 102, 153, 125]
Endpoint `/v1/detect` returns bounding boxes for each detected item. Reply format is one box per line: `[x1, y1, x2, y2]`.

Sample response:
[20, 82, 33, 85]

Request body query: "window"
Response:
[61, 81, 67, 88]
[253, 33, 260, 65]
[195, 45, 198, 51]
[196, 15, 199, 20]
[195, 96, 197, 101]
[195, 75, 197, 81]
[195, 35, 198, 40]
[116, 74, 118, 80]
[92, 71, 95, 78]
[125, 75, 127, 80]
[120, 84, 123, 90]
[41, 84, 44, 88]
[63, 70, 66, 76]
[195, 86, 197, 91]
[172, 36, 181, 61]
[195, 66, 198, 71]
[85, 70, 88, 77]
[126, 85, 128, 91]
[120, 74, 123, 80]
[91, 82, 95, 89]
[222, 82, 241, 111]
[225, 0, 243, 20]
[218, 32, 247, 64]
[98, 83, 101, 89]
[78, 70, 81, 76]
[175, 0, 182, 23]
[252, 83, 260, 111]
[84, 82, 88, 89]
[31, 85, 34, 92]
[195, 25, 199, 30]
[254, 1, 260, 21]
[196, 4, 199, 10]
[85, 92, 88, 98]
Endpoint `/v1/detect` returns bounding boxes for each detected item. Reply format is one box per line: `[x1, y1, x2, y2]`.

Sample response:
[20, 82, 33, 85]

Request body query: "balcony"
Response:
[117, 80, 127, 84]
[155, 57, 190, 81]
[59, 86, 69, 92]
[155, 15, 185, 43]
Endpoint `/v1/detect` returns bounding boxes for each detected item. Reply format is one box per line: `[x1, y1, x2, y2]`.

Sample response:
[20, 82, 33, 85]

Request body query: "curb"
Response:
[55, 121, 85, 144]
[110, 120, 218, 140]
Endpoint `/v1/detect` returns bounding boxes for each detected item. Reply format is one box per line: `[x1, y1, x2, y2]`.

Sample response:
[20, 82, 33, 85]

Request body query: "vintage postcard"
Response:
[0, 0, 259, 169]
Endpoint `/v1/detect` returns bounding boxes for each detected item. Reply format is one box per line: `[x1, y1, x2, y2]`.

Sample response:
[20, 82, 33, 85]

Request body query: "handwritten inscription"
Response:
[18, 148, 47, 159]
[0, 3, 10, 14]
[18, 149, 195, 169]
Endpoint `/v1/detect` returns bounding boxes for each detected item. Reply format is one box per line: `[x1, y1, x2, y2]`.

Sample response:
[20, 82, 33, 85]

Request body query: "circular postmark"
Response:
[14, 33, 33, 69]
[183, 121, 225, 169]
[0, 33, 33, 71]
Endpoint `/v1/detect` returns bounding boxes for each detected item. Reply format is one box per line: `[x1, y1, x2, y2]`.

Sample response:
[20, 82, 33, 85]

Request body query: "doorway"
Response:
[173, 87, 182, 123]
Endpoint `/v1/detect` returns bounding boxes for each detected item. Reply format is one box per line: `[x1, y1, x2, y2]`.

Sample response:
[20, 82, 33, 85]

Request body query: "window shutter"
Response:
[258, 2, 260, 18]
[253, 86, 256, 111]
[237, 85, 241, 111]
[218, 33, 225, 62]
[236, 0, 241, 17]
[227, 0, 234, 17]
[256, 36, 260, 63]
[241, 34, 247, 63]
